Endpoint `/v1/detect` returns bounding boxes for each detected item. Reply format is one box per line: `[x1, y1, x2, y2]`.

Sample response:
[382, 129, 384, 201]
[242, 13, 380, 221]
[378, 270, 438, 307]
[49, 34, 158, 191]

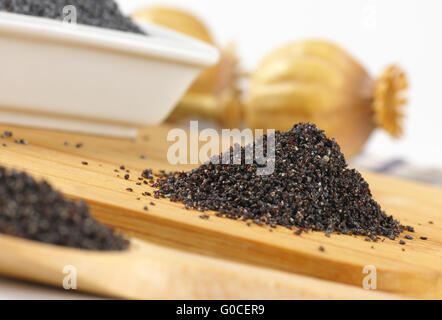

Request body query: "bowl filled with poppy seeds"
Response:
[0, 0, 219, 137]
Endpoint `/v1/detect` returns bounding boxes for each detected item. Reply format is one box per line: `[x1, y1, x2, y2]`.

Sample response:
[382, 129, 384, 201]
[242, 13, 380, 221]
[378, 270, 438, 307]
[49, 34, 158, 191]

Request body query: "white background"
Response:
[121, 0, 442, 168]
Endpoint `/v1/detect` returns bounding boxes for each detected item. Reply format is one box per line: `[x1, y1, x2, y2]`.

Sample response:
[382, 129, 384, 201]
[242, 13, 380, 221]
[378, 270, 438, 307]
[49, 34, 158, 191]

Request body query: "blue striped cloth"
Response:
[351, 154, 442, 188]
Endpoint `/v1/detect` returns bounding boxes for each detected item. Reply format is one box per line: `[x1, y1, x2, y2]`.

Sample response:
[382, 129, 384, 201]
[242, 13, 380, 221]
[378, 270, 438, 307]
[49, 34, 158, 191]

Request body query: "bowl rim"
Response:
[0, 11, 219, 67]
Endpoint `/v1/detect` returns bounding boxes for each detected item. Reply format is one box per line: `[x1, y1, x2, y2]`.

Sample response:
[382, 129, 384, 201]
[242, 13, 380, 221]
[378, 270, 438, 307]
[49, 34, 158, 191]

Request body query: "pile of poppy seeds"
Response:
[0, 166, 129, 250]
[152, 123, 407, 241]
[0, 0, 145, 34]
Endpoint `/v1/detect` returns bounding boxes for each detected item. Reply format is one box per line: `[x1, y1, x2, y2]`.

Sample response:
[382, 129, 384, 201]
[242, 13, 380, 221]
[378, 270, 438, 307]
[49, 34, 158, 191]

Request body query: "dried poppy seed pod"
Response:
[133, 7, 242, 128]
[245, 40, 408, 158]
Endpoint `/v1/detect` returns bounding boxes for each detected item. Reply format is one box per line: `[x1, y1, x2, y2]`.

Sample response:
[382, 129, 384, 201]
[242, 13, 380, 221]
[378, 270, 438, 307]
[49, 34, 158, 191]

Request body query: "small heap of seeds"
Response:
[0, 166, 129, 250]
[0, 0, 145, 34]
[153, 123, 405, 240]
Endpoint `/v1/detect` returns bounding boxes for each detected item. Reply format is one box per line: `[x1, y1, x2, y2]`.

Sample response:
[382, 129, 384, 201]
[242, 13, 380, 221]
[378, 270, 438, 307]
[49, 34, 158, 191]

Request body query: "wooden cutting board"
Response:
[0, 124, 440, 298]
[0, 234, 402, 299]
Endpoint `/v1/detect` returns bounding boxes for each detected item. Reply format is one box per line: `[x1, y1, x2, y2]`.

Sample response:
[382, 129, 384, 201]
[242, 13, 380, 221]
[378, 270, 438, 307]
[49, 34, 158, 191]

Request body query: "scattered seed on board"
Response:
[14, 139, 28, 145]
[404, 235, 413, 240]
[420, 236, 428, 240]
[81, 161, 88, 166]
[143, 206, 148, 211]
[76, 143, 83, 148]
[126, 188, 133, 192]
[3, 131, 12, 137]
[199, 214, 209, 220]
[399, 240, 406, 245]
[319, 246, 325, 252]
[124, 174, 130, 180]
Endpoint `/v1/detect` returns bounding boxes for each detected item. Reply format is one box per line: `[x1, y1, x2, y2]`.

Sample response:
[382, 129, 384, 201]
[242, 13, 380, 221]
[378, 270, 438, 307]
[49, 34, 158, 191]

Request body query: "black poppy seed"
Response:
[402, 248, 405, 251]
[399, 240, 406, 245]
[143, 206, 148, 211]
[0, 166, 128, 250]
[0, 0, 145, 34]
[150, 202, 155, 206]
[428, 221, 434, 224]
[76, 143, 83, 148]
[142, 169, 153, 180]
[81, 161, 88, 166]
[420, 236, 428, 240]
[148, 123, 405, 240]
[199, 214, 210, 220]
[120, 165, 125, 170]
[114, 169, 119, 173]
[124, 174, 130, 180]
[319, 246, 325, 252]
[3, 131, 12, 137]
[136, 182, 141, 186]
[126, 188, 133, 192]
[405, 225, 415, 232]
[404, 235, 413, 240]
[14, 139, 27, 145]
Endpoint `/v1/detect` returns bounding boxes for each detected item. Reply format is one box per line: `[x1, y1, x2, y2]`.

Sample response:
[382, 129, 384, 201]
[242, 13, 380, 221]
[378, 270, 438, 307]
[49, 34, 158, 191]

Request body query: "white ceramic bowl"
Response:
[0, 12, 219, 137]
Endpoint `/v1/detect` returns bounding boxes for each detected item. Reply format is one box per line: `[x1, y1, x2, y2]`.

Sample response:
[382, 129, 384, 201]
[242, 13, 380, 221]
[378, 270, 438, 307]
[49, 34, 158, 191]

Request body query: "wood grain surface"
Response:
[0, 124, 440, 298]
